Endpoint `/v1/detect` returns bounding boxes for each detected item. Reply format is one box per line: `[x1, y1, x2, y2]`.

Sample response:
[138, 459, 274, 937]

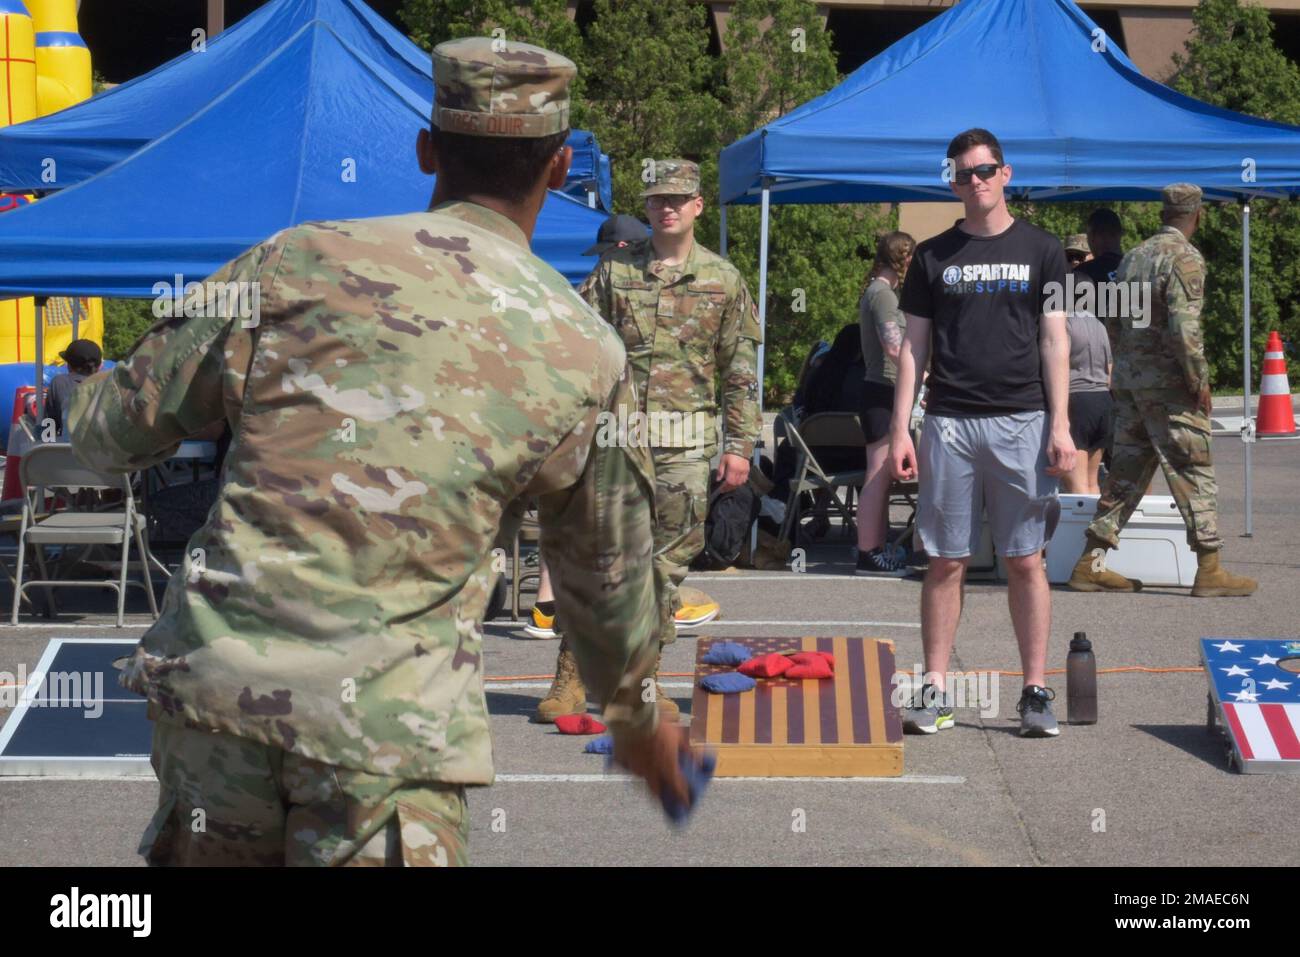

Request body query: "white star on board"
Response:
[1231, 689, 1259, 702]
[1221, 665, 1252, 677]
[1213, 641, 1243, 654]
[1251, 653, 1280, 666]
[1262, 679, 1292, 691]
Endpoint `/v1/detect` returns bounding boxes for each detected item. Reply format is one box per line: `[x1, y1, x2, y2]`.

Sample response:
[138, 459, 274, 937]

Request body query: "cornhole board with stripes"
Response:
[1201, 638, 1300, 773]
[689, 637, 903, 777]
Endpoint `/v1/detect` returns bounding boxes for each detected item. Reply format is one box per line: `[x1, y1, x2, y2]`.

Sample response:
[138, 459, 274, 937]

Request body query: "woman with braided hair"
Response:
[855, 231, 915, 576]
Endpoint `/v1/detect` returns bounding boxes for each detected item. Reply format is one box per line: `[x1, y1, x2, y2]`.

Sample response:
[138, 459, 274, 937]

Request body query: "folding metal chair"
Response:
[510, 506, 542, 620]
[776, 410, 868, 546]
[10, 444, 159, 627]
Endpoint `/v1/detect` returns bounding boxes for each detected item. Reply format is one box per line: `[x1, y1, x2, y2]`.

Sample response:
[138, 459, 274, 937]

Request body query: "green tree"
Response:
[101, 299, 156, 360]
[398, 0, 588, 120]
[580, 0, 721, 215]
[1168, 0, 1300, 388]
[718, 1, 892, 403]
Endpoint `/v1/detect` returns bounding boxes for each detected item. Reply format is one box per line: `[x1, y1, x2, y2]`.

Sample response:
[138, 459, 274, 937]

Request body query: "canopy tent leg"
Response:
[72, 297, 80, 341]
[1242, 202, 1253, 538]
[750, 187, 770, 556]
[719, 204, 728, 257]
[35, 297, 46, 426]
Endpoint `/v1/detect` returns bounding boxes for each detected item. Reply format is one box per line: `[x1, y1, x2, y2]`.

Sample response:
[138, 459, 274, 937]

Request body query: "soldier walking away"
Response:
[535, 159, 763, 723]
[1068, 183, 1256, 597]
[67, 37, 691, 866]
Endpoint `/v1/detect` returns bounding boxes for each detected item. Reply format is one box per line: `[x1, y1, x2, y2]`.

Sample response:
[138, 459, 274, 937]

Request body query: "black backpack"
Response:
[694, 478, 761, 570]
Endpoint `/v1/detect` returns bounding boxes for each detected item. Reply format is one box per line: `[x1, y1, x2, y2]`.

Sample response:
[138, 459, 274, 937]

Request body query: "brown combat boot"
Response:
[1067, 535, 1143, 592]
[1191, 549, 1257, 597]
[654, 649, 680, 719]
[533, 638, 587, 723]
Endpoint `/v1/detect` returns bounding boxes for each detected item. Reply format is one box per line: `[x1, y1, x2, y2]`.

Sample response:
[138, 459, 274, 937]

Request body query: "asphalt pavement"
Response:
[1, 434, 1297, 867]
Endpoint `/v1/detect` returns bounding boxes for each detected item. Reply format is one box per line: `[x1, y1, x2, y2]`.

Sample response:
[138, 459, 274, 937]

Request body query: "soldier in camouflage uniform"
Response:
[67, 37, 693, 866]
[535, 159, 763, 723]
[1068, 183, 1256, 597]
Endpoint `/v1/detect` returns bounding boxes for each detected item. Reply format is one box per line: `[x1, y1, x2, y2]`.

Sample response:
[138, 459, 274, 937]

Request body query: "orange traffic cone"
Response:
[1257, 331, 1296, 436]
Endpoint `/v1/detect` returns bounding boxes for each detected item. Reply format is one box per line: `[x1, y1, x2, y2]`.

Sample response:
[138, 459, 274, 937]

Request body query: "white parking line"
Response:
[1, 772, 966, 785]
[3, 623, 148, 630]
[488, 681, 695, 690]
[495, 773, 965, 785]
[687, 575, 907, 582]
[695, 620, 921, 629]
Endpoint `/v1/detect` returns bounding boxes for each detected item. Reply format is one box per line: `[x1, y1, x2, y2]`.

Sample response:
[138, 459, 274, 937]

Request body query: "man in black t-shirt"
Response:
[1074, 207, 1125, 349]
[890, 128, 1076, 739]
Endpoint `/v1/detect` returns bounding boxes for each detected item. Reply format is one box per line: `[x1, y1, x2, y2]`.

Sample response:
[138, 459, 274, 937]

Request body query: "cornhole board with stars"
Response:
[1201, 638, 1300, 773]
[689, 637, 903, 777]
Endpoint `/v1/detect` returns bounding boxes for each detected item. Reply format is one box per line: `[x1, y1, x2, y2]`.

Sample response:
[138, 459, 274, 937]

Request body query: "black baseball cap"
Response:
[59, 339, 102, 366]
[583, 214, 649, 256]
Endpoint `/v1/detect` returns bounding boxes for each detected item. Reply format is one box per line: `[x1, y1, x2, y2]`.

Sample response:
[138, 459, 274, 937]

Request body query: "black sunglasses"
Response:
[954, 163, 1002, 185]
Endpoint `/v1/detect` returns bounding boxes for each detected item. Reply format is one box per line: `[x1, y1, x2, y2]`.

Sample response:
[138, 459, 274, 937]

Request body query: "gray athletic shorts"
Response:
[916, 411, 1061, 560]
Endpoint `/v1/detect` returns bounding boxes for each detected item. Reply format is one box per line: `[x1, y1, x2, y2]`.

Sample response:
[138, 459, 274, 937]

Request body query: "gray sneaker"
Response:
[901, 683, 954, 734]
[1017, 685, 1060, 737]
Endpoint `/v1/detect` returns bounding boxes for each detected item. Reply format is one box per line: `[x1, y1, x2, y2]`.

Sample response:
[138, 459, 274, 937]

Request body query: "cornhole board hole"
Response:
[0, 639, 150, 777]
[1202, 638, 1300, 774]
[689, 637, 903, 777]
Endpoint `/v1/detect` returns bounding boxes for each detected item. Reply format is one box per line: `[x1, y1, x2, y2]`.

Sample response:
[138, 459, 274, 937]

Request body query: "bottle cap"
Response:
[1070, 632, 1092, 652]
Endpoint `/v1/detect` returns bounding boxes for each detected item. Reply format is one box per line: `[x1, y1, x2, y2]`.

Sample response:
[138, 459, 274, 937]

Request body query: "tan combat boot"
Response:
[1191, 550, 1258, 597]
[1067, 535, 1143, 592]
[654, 649, 680, 720]
[533, 638, 587, 723]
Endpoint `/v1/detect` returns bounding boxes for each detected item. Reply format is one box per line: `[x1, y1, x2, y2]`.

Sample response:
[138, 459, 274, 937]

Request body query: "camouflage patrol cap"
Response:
[1064, 233, 1090, 255]
[641, 159, 701, 198]
[1162, 183, 1203, 215]
[433, 37, 575, 138]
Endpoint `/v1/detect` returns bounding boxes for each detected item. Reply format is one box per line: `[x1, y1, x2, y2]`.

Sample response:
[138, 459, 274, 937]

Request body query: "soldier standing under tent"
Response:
[1068, 183, 1256, 597]
[536, 159, 763, 724]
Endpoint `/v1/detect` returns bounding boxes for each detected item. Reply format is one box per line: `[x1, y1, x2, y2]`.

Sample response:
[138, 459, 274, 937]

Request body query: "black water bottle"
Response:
[1067, 632, 1097, 725]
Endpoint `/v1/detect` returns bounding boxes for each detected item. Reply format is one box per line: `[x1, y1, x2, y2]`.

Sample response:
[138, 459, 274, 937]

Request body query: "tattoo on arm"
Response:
[879, 321, 903, 351]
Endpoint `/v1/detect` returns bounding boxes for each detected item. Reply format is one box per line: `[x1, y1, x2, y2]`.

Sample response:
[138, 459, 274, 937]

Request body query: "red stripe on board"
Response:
[1260, 703, 1300, 760]
[1221, 703, 1255, 761]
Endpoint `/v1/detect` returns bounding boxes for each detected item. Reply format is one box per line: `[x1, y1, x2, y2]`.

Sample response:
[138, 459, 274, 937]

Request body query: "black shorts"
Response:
[1068, 390, 1113, 452]
[858, 379, 896, 445]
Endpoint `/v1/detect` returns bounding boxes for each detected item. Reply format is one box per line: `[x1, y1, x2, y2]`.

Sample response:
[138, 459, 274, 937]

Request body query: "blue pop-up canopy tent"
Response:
[0, 0, 612, 207]
[720, 0, 1300, 206]
[718, 0, 1300, 533]
[563, 130, 613, 212]
[0, 13, 607, 295]
[0, 7, 609, 423]
[0, 0, 428, 190]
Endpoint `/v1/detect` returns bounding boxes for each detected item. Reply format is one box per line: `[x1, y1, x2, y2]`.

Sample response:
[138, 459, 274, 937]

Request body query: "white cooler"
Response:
[1045, 494, 1198, 586]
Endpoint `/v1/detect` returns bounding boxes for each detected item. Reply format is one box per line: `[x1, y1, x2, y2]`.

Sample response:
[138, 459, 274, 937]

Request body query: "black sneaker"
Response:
[855, 547, 909, 578]
[1016, 685, 1060, 737]
[901, 682, 955, 734]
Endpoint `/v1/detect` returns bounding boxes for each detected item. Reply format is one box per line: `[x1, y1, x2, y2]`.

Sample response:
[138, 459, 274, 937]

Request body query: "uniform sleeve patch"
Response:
[1173, 252, 1204, 300]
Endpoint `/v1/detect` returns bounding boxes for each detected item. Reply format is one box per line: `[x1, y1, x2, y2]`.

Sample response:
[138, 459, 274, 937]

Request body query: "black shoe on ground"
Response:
[855, 546, 909, 578]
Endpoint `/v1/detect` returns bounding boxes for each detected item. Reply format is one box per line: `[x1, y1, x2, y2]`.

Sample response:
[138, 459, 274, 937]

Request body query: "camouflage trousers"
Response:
[652, 446, 711, 646]
[1087, 388, 1221, 552]
[140, 714, 469, 867]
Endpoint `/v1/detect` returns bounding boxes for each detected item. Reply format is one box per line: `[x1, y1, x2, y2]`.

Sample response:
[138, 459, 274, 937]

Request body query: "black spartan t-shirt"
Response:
[899, 219, 1068, 417]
